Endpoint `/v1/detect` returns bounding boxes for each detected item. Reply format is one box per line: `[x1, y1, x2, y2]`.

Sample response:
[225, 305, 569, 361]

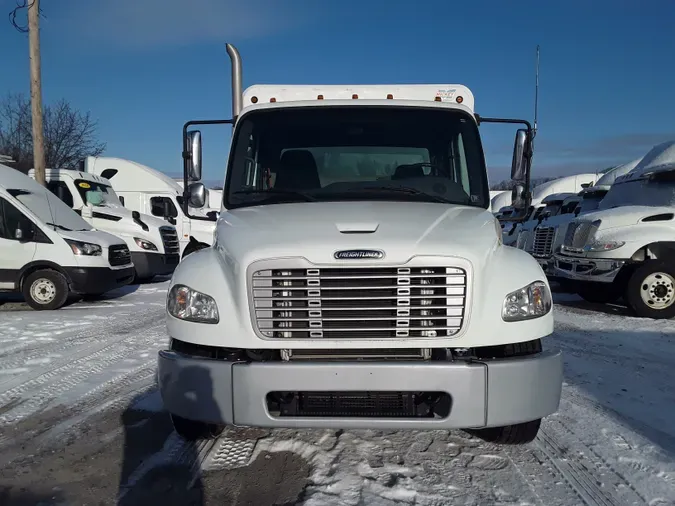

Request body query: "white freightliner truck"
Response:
[553, 140, 675, 317]
[28, 168, 180, 282]
[0, 164, 134, 309]
[79, 156, 217, 257]
[158, 44, 562, 444]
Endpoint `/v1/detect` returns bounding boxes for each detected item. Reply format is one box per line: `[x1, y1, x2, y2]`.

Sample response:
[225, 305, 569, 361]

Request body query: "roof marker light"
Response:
[387, 94, 394, 99]
[270, 97, 276, 102]
[434, 96, 442, 102]
[251, 96, 258, 104]
[456, 96, 464, 104]
[317, 94, 324, 100]
[352, 94, 358, 99]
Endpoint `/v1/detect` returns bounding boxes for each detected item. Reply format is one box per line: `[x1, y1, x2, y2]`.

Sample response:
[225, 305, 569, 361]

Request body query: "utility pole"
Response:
[28, 0, 46, 185]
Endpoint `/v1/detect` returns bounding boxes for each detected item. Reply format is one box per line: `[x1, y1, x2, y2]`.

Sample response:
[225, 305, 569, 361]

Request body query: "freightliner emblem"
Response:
[334, 249, 385, 260]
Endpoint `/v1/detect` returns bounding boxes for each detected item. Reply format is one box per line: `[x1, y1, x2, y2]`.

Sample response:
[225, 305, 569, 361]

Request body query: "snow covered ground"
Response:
[0, 282, 674, 505]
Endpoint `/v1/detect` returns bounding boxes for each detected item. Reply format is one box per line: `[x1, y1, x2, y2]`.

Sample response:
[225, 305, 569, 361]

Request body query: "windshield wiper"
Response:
[233, 189, 317, 202]
[46, 222, 72, 231]
[338, 186, 453, 203]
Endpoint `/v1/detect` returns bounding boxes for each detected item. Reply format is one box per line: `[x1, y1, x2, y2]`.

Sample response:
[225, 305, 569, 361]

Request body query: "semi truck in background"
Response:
[27, 168, 179, 283]
[79, 156, 217, 258]
[157, 43, 562, 445]
[1, 164, 134, 309]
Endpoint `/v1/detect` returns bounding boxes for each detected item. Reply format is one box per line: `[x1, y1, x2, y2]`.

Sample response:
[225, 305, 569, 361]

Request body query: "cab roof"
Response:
[242, 84, 476, 114]
[27, 168, 111, 185]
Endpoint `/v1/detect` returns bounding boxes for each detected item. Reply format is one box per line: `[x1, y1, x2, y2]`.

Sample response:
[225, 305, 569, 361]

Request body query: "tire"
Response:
[170, 414, 225, 442]
[473, 418, 541, 445]
[624, 260, 675, 319]
[21, 269, 70, 311]
[576, 283, 621, 304]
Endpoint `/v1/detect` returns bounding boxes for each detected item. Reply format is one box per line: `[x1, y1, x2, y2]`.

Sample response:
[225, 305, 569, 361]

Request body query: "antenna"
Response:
[533, 44, 540, 139]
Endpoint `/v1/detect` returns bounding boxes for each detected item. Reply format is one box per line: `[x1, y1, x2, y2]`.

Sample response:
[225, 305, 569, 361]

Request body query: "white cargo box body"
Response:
[243, 84, 475, 112]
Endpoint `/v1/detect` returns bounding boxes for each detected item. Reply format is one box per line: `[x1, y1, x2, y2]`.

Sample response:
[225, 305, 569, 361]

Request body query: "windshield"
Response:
[576, 192, 606, 214]
[224, 106, 488, 209]
[8, 188, 92, 232]
[74, 179, 123, 208]
[599, 173, 675, 210]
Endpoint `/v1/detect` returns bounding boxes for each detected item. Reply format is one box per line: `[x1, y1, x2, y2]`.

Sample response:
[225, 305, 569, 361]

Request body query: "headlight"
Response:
[134, 237, 158, 251]
[585, 240, 625, 252]
[167, 284, 219, 324]
[65, 239, 102, 256]
[502, 280, 552, 322]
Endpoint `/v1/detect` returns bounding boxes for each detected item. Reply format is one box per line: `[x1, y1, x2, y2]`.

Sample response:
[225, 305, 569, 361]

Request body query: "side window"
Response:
[150, 197, 178, 218]
[0, 197, 34, 241]
[46, 181, 74, 208]
[119, 195, 125, 206]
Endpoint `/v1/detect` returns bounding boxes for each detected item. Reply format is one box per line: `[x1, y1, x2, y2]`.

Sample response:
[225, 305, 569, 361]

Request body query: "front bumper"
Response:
[532, 255, 552, 274]
[158, 348, 563, 429]
[552, 254, 625, 283]
[64, 266, 134, 294]
[131, 252, 180, 278]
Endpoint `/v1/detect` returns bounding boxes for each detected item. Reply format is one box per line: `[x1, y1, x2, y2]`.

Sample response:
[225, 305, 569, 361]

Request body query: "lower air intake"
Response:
[267, 391, 450, 418]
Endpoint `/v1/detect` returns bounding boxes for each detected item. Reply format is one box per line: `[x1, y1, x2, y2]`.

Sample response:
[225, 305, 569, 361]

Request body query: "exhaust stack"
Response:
[226, 43, 243, 119]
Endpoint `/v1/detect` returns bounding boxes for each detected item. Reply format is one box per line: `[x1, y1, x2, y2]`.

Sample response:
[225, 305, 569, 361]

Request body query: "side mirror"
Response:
[510, 129, 529, 181]
[574, 207, 581, 216]
[511, 183, 527, 209]
[188, 182, 206, 208]
[186, 130, 202, 181]
[15, 223, 34, 242]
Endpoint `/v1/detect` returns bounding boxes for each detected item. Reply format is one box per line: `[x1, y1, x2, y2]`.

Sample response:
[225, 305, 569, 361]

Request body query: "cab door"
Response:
[0, 196, 38, 290]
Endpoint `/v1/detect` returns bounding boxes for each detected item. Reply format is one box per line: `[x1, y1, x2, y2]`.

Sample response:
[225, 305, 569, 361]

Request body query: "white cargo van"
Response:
[79, 157, 216, 257]
[157, 44, 562, 445]
[553, 141, 675, 316]
[0, 164, 134, 309]
[28, 168, 180, 282]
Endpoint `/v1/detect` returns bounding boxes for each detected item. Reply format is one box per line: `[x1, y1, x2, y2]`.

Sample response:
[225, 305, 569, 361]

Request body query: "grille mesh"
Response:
[532, 227, 556, 257]
[108, 244, 131, 266]
[251, 265, 467, 339]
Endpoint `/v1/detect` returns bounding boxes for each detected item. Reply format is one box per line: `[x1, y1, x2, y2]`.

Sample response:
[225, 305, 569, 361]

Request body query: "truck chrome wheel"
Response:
[639, 271, 675, 310]
[30, 278, 57, 304]
[625, 261, 675, 319]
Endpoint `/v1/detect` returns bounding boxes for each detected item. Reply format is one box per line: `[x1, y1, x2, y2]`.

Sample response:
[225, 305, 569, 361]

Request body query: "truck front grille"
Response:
[159, 226, 180, 256]
[108, 244, 131, 266]
[532, 226, 555, 257]
[250, 264, 467, 339]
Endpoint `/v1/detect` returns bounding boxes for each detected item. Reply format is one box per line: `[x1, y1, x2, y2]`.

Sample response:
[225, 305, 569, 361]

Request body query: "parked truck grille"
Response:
[532, 226, 556, 257]
[250, 265, 467, 339]
[108, 244, 131, 266]
[563, 221, 598, 251]
[159, 226, 181, 257]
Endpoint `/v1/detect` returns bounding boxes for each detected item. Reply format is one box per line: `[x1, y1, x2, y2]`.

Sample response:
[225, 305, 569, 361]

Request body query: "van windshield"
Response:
[225, 106, 488, 209]
[8, 188, 92, 232]
[599, 171, 675, 210]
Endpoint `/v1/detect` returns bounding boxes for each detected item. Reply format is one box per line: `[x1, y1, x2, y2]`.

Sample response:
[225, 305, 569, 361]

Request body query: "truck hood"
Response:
[581, 205, 675, 230]
[217, 202, 498, 265]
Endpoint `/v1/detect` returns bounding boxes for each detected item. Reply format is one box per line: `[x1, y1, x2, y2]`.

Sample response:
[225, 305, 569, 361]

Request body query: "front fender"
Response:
[591, 222, 675, 259]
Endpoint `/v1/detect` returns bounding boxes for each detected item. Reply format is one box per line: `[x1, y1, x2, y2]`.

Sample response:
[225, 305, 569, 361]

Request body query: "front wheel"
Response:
[170, 414, 225, 442]
[22, 270, 70, 310]
[624, 261, 675, 319]
[472, 419, 541, 445]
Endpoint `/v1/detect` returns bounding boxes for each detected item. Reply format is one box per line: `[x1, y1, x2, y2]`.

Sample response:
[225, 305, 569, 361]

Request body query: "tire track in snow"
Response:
[0, 323, 164, 424]
[0, 311, 164, 389]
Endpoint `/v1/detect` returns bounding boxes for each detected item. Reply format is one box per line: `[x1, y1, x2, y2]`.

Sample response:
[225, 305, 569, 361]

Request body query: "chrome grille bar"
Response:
[250, 265, 467, 339]
[532, 226, 556, 258]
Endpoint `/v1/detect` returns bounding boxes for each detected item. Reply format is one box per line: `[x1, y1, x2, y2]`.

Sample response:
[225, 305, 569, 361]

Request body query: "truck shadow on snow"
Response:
[116, 366, 308, 506]
[0, 486, 66, 506]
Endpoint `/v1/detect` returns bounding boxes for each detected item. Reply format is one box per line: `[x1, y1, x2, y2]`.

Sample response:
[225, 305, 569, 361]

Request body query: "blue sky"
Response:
[2, 0, 675, 187]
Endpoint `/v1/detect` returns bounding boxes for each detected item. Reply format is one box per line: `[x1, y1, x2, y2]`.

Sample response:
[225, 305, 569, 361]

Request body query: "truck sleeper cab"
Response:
[29, 168, 180, 282]
[158, 45, 562, 445]
[553, 140, 675, 316]
[0, 164, 133, 309]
